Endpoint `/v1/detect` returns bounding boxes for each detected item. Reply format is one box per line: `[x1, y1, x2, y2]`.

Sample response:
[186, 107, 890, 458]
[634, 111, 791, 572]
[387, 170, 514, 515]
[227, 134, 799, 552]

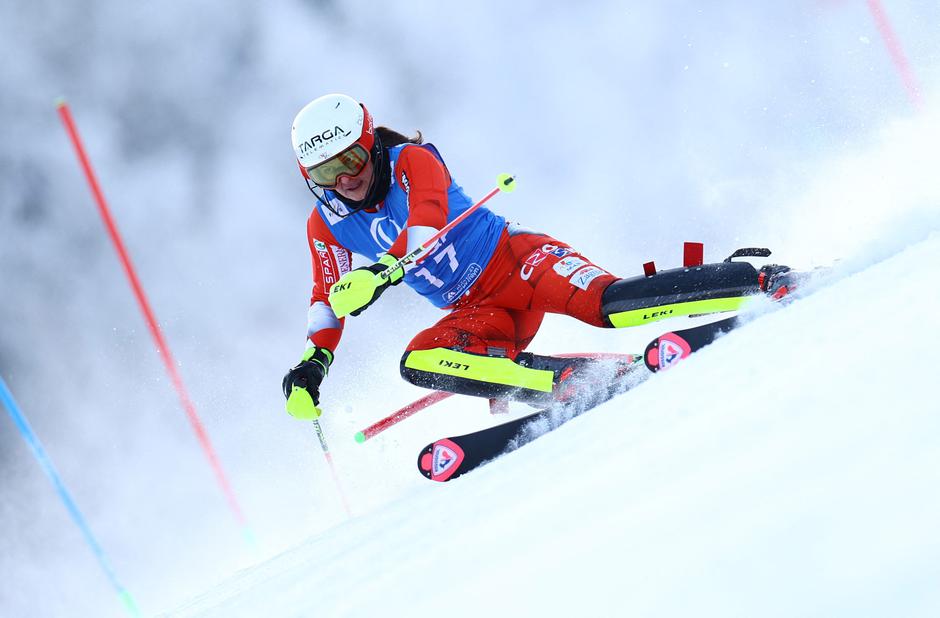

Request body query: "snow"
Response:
[164, 234, 940, 617]
[2, 2, 940, 617]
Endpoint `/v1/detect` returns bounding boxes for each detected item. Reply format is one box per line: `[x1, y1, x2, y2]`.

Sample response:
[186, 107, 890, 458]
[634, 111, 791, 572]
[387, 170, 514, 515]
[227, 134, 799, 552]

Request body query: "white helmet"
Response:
[291, 94, 376, 188]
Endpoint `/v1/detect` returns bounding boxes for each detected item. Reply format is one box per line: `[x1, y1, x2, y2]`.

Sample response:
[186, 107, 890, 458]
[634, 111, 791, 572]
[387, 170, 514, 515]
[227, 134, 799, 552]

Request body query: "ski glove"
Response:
[282, 347, 333, 419]
[328, 254, 404, 318]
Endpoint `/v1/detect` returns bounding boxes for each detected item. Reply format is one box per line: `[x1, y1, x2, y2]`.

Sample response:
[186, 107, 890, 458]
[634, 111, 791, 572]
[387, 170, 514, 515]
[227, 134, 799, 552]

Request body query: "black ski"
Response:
[417, 358, 647, 482]
[643, 316, 741, 372]
[643, 261, 836, 372]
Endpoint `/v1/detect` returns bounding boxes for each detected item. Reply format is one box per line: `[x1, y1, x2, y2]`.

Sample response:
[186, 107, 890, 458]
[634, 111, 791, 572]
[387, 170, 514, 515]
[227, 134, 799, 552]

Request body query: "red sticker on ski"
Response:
[420, 439, 465, 482]
[657, 333, 693, 371]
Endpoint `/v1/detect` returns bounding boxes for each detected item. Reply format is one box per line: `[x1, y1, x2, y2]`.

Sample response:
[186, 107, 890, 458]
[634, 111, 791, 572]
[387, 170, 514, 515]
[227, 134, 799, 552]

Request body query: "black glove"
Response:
[282, 348, 333, 417]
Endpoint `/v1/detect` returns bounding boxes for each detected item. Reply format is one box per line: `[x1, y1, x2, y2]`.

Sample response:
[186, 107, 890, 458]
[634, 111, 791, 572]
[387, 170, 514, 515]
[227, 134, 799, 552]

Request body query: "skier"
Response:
[282, 93, 791, 419]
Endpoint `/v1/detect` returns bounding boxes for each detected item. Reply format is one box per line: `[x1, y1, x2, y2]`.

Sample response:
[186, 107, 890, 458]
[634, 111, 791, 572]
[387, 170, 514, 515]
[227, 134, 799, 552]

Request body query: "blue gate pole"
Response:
[0, 376, 140, 617]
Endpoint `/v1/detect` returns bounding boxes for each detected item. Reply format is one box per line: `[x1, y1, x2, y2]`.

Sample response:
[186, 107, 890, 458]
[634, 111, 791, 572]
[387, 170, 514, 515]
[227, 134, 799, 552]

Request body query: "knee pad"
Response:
[601, 261, 759, 327]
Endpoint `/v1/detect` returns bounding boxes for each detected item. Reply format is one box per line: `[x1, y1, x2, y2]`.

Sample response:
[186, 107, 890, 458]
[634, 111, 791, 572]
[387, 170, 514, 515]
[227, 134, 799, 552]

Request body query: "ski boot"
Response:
[757, 264, 796, 300]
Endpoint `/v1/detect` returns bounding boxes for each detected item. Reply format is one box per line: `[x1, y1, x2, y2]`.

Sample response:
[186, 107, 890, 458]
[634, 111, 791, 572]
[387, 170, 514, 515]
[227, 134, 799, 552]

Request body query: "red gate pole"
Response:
[867, 0, 924, 111]
[56, 99, 253, 543]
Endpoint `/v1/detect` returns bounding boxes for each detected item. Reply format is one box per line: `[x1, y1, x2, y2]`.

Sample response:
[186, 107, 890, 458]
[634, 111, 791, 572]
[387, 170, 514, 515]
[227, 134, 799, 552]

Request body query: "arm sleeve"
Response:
[386, 145, 451, 258]
[306, 210, 353, 351]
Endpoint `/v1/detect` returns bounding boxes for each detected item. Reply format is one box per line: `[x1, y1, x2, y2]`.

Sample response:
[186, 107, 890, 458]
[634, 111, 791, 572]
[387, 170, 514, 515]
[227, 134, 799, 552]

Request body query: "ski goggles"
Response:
[304, 144, 370, 188]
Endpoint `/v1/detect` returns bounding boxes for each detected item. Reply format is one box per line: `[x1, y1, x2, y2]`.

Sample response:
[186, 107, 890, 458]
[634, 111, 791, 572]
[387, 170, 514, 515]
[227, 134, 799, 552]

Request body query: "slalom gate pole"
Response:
[355, 391, 454, 443]
[866, 0, 924, 110]
[379, 174, 516, 281]
[312, 420, 353, 517]
[0, 377, 141, 617]
[56, 99, 253, 544]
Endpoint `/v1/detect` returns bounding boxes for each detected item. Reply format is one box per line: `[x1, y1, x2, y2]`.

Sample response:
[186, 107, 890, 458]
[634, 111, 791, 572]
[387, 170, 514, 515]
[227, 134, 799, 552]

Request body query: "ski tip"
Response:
[354, 431, 366, 444]
[417, 439, 466, 482]
[420, 451, 433, 473]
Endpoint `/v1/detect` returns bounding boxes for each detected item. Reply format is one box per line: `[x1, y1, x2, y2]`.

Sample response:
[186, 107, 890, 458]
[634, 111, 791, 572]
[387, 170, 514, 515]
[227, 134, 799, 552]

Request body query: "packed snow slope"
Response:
[167, 232, 940, 617]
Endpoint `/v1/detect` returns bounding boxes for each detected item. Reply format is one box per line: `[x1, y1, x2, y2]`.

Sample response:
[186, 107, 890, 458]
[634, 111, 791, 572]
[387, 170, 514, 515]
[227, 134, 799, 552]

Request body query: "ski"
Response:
[416, 261, 836, 481]
[643, 316, 741, 372]
[643, 263, 835, 372]
[417, 357, 647, 482]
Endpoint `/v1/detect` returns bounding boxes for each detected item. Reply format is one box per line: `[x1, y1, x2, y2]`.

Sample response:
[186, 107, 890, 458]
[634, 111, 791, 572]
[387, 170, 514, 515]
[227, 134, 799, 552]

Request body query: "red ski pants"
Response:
[406, 228, 617, 359]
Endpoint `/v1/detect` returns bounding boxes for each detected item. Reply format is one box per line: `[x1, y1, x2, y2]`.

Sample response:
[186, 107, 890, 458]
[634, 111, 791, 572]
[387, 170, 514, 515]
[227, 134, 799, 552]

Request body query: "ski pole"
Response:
[56, 99, 254, 544]
[378, 173, 516, 281]
[355, 391, 454, 443]
[0, 377, 141, 617]
[312, 420, 353, 517]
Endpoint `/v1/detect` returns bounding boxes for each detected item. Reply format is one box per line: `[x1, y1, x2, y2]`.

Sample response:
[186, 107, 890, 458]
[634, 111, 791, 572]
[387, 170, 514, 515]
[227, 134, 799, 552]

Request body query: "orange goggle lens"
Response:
[305, 144, 370, 188]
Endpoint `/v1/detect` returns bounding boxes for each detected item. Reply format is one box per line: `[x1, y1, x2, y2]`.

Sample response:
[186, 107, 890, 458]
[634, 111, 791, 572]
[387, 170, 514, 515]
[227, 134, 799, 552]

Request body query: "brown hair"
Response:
[376, 126, 423, 148]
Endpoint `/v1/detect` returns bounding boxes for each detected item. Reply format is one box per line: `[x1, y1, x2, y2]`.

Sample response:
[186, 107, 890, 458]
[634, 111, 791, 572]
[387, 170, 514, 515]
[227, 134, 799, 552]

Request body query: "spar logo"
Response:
[297, 126, 351, 154]
[314, 241, 336, 285]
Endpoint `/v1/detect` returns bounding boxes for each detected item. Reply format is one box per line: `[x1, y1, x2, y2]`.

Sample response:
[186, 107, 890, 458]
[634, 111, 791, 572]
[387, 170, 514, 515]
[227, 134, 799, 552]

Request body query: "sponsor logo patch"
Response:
[520, 246, 558, 281]
[553, 256, 588, 277]
[400, 170, 410, 193]
[657, 334, 693, 371]
[331, 245, 351, 275]
[369, 215, 403, 251]
[442, 263, 482, 303]
[542, 243, 572, 258]
[524, 249, 549, 267]
[297, 125, 352, 156]
[569, 266, 607, 290]
[659, 340, 685, 368]
[423, 438, 465, 481]
[433, 444, 456, 475]
[321, 200, 350, 225]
